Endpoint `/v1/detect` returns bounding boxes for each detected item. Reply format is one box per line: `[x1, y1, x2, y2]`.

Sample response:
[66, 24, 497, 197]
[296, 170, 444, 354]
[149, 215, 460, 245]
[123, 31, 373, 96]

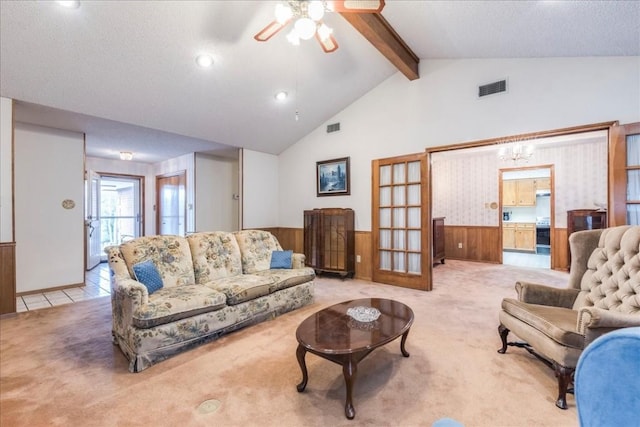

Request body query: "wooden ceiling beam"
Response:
[340, 12, 420, 81]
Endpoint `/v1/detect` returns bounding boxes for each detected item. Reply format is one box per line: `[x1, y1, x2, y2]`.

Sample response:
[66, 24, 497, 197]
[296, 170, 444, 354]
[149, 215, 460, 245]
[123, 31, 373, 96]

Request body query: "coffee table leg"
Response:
[400, 329, 411, 357]
[343, 357, 357, 419]
[296, 344, 308, 392]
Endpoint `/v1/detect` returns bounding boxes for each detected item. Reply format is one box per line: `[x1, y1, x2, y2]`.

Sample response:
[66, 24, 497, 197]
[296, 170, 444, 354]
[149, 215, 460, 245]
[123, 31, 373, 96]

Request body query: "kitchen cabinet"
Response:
[503, 179, 536, 206]
[503, 222, 536, 251]
[304, 208, 355, 278]
[535, 178, 551, 191]
[433, 217, 445, 265]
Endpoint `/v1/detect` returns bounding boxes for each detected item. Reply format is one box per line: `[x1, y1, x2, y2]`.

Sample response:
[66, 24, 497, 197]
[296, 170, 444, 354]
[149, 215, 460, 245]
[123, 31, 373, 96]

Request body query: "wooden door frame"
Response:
[610, 122, 640, 226]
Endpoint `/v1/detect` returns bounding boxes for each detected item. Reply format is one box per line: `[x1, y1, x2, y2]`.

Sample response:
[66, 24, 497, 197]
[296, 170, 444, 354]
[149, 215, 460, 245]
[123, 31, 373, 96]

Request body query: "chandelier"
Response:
[498, 141, 534, 163]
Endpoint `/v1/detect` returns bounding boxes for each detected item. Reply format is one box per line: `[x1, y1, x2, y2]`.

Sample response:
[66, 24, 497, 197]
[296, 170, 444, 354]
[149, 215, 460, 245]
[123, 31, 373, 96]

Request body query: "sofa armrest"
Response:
[515, 281, 580, 308]
[292, 253, 306, 269]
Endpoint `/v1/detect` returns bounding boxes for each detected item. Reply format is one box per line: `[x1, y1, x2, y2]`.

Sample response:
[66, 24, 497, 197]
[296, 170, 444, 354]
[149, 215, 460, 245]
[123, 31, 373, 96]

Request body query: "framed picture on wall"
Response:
[317, 157, 350, 197]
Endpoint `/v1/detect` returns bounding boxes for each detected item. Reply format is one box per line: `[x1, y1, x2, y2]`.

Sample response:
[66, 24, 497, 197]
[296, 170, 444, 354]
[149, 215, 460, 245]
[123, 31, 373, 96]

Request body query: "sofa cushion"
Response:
[132, 260, 164, 294]
[234, 230, 283, 274]
[132, 284, 227, 329]
[270, 250, 293, 269]
[253, 268, 316, 293]
[204, 274, 274, 305]
[187, 232, 243, 283]
[120, 235, 195, 288]
[502, 298, 584, 349]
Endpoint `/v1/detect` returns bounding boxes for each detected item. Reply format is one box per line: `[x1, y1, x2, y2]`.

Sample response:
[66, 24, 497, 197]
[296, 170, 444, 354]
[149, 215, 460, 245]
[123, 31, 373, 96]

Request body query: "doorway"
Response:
[156, 171, 186, 235]
[85, 173, 144, 269]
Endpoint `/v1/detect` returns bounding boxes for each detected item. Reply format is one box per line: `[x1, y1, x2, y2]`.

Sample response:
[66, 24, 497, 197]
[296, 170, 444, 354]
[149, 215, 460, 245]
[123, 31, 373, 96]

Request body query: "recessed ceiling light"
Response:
[275, 91, 288, 101]
[57, 1, 81, 8]
[195, 54, 214, 68]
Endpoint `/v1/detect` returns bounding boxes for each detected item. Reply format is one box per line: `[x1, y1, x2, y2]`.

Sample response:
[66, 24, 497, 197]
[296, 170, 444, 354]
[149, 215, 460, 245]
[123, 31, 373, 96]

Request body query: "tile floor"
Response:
[502, 250, 551, 269]
[16, 262, 111, 312]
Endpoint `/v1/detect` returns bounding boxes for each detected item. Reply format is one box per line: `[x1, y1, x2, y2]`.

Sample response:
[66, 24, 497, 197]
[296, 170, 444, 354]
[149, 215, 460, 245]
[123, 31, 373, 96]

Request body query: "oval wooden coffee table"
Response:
[295, 298, 414, 420]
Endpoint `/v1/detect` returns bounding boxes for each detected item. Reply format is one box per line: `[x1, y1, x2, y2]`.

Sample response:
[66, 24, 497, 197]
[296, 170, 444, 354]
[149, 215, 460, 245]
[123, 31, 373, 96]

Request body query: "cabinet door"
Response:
[517, 179, 536, 206]
[515, 223, 536, 250]
[502, 224, 516, 249]
[503, 181, 518, 206]
[535, 178, 551, 191]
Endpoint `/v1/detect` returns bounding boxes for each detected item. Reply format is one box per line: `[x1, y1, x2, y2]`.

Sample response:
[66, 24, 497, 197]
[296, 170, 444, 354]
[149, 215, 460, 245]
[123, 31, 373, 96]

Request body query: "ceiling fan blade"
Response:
[316, 33, 339, 53]
[330, 0, 385, 13]
[254, 19, 291, 42]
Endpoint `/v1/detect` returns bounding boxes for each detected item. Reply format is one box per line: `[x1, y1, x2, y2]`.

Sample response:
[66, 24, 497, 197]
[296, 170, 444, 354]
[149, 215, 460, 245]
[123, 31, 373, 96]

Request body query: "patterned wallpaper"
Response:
[432, 139, 608, 228]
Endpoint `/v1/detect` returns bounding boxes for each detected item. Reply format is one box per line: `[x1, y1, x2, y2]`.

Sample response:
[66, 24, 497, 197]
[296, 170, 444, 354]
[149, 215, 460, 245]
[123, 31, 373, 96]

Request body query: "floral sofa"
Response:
[105, 230, 315, 372]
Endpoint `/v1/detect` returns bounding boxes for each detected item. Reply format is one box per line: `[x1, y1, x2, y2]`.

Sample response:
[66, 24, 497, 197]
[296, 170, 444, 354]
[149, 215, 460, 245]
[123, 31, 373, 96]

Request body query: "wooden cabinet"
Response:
[535, 178, 551, 191]
[304, 208, 355, 278]
[433, 217, 445, 265]
[567, 209, 607, 266]
[503, 223, 535, 251]
[503, 179, 536, 206]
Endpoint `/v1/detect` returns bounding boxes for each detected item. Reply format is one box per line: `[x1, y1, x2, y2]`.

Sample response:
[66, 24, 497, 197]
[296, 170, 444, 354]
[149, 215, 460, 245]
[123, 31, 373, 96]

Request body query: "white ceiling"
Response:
[1, 1, 639, 163]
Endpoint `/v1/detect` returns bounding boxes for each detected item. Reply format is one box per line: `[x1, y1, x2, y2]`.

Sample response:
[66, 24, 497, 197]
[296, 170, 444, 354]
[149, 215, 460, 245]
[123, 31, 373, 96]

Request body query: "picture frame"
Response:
[316, 157, 350, 197]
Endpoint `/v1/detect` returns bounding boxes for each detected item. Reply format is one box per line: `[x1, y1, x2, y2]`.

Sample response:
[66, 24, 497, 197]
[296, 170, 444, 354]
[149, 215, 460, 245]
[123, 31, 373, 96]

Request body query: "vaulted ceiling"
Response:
[1, 1, 638, 163]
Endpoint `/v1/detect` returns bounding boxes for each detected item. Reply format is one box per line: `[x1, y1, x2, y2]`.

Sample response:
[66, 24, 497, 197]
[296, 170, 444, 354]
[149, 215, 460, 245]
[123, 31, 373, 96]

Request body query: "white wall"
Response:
[242, 149, 278, 228]
[0, 97, 13, 242]
[194, 153, 239, 231]
[14, 123, 84, 292]
[278, 57, 640, 231]
[85, 156, 155, 235]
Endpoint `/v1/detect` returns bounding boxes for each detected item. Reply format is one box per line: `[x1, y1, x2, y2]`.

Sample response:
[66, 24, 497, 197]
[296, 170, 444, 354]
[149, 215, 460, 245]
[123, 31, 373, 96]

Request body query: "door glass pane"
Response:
[393, 230, 405, 249]
[408, 230, 420, 251]
[627, 134, 640, 165]
[380, 187, 391, 206]
[407, 161, 420, 182]
[628, 170, 640, 200]
[101, 177, 142, 250]
[393, 208, 405, 227]
[393, 252, 406, 272]
[627, 205, 640, 225]
[408, 253, 421, 274]
[379, 165, 392, 185]
[407, 207, 420, 228]
[379, 230, 391, 249]
[379, 208, 391, 228]
[407, 184, 420, 205]
[393, 163, 405, 184]
[380, 251, 391, 270]
[393, 186, 405, 205]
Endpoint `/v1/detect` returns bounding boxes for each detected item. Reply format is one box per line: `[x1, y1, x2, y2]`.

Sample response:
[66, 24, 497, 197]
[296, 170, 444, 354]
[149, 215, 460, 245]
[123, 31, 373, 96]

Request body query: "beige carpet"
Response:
[1, 260, 578, 427]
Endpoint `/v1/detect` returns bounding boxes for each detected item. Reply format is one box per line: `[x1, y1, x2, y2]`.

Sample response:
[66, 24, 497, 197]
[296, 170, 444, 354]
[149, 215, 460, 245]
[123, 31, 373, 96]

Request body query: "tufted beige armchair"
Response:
[498, 225, 640, 409]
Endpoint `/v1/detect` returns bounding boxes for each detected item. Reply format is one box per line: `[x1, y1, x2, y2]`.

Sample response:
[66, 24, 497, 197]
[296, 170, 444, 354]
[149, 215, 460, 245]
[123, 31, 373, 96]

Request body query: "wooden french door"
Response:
[610, 122, 640, 226]
[372, 153, 430, 290]
[156, 171, 186, 235]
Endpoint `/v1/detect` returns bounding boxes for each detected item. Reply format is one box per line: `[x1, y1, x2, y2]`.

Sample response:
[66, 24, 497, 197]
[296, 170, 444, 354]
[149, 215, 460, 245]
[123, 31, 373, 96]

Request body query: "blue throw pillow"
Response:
[270, 250, 293, 269]
[132, 260, 164, 294]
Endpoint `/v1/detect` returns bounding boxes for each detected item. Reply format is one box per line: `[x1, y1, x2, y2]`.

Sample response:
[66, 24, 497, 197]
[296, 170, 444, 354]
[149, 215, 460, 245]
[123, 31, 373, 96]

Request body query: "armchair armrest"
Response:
[515, 281, 580, 308]
[577, 307, 640, 345]
[292, 253, 306, 269]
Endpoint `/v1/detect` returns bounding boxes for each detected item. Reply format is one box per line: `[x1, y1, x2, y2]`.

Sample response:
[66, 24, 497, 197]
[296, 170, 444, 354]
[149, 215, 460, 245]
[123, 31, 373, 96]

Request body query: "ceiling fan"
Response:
[254, 1, 385, 53]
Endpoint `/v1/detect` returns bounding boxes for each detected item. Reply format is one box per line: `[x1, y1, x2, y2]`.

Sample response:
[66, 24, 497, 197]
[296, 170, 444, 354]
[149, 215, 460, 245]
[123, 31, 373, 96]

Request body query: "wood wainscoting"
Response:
[553, 227, 569, 271]
[444, 225, 502, 263]
[0, 242, 16, 315]
[266, 228, 373, 281]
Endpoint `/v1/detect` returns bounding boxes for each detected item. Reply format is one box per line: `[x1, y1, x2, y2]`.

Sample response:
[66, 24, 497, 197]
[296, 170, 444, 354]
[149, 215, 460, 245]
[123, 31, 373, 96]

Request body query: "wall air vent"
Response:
[326, 123, 340, 133]
[478, 79, 507, 98]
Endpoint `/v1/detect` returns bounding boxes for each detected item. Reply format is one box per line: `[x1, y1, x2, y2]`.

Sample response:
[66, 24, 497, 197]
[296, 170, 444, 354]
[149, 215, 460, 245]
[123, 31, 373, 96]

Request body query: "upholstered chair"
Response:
[497, 225, 640, 409]
[575, 326, 640, 426]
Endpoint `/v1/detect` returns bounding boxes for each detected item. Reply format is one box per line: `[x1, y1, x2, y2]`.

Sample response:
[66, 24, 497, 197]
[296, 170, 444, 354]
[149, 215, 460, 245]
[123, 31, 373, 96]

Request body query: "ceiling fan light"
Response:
[317, 23, 333, 41]
[275, 3, 293, 24]
[295, 17, 317, 40]
[308, 1, 325, 21]
[286, 29, 300, 45]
